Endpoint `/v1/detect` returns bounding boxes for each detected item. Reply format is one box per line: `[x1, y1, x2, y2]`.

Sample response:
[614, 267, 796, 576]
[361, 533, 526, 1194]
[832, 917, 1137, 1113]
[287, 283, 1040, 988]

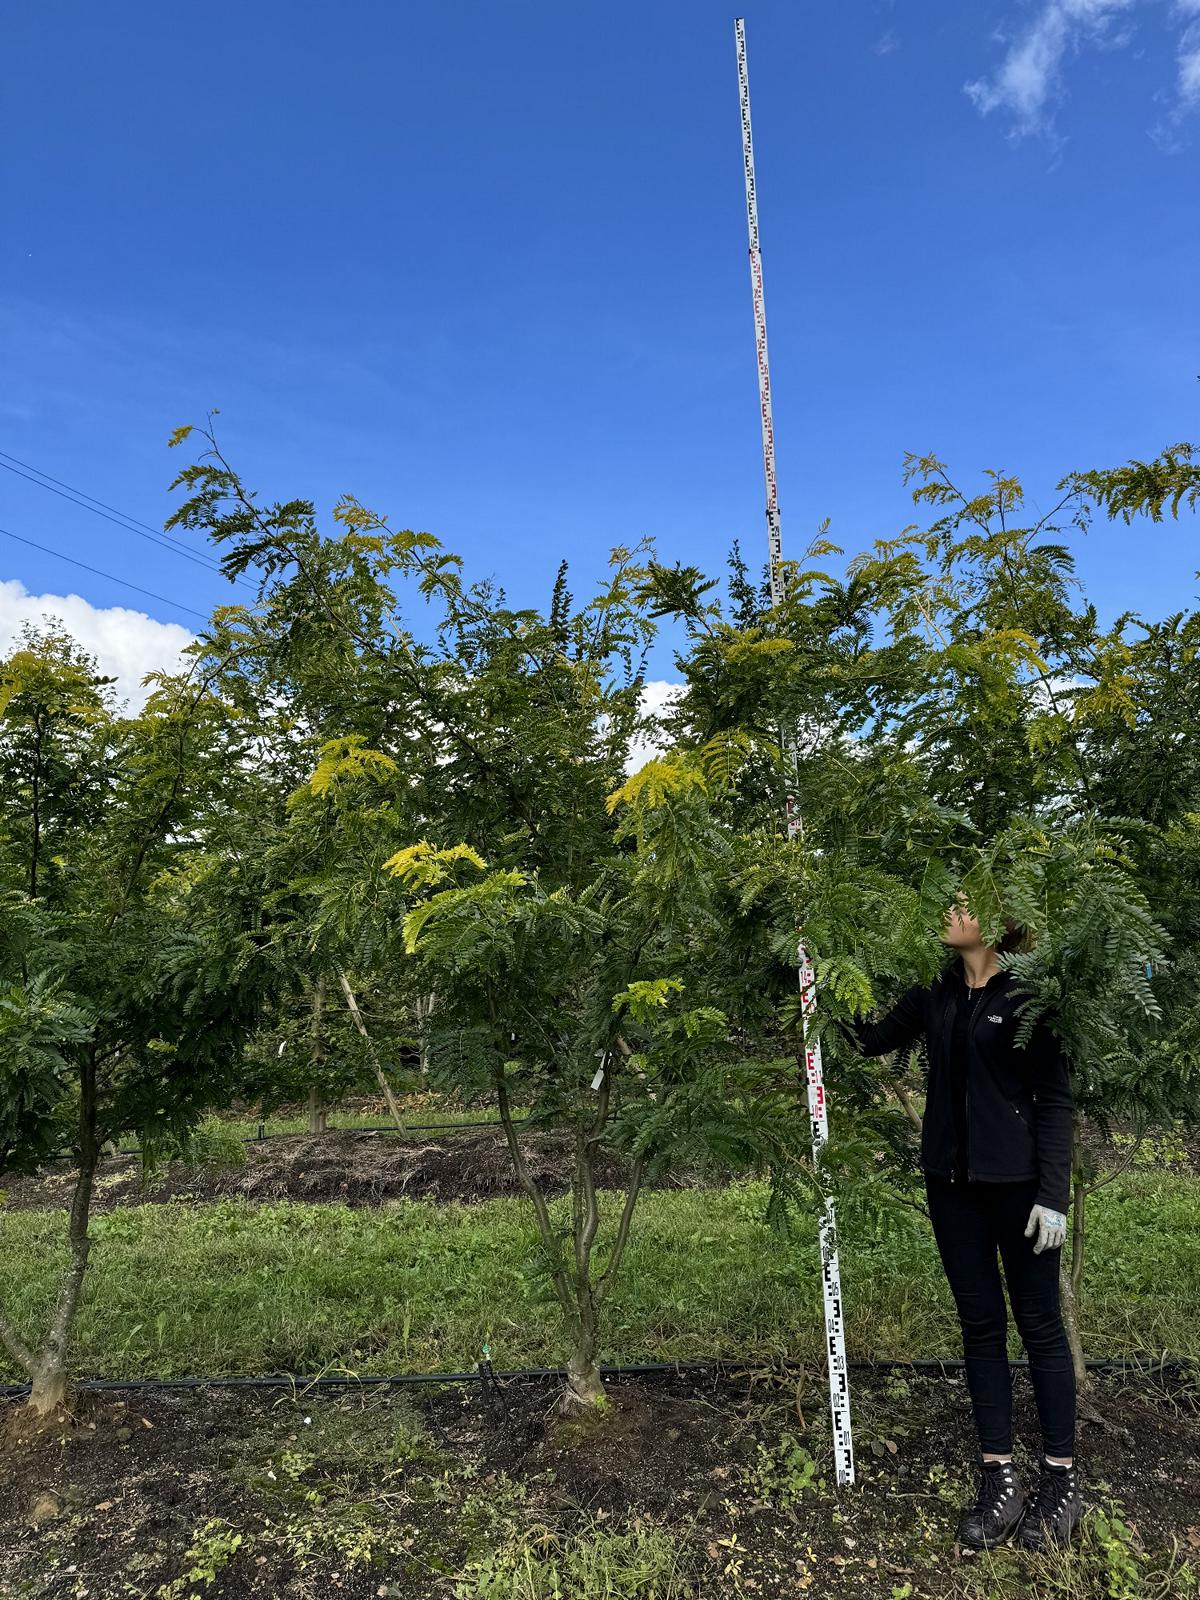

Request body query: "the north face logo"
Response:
[987, 1014, 1003, 1024]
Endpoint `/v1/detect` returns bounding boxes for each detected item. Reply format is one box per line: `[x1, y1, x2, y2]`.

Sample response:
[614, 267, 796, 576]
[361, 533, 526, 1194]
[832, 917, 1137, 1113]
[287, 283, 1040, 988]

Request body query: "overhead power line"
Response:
[0, 450, 257, 592]
[0, 523, 209, 622]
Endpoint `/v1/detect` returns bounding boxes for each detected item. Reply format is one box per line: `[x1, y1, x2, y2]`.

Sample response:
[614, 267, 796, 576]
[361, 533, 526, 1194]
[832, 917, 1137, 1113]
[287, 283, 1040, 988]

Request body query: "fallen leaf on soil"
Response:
[94, 1501, 114, 1511]
[1186, 1528, 1200, 1550]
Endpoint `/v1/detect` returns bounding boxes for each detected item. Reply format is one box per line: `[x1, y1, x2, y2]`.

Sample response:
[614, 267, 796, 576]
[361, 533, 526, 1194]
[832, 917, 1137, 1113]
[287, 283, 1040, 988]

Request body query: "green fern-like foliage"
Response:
[961, 817, 1175, 1126]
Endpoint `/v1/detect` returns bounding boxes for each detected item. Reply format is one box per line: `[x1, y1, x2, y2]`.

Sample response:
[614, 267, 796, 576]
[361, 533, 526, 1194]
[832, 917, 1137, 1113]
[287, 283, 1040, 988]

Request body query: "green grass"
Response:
[1, 1173, 1198, 1381]
[456, 1522, 697, 1599]
[118, 1105, 508, 1152]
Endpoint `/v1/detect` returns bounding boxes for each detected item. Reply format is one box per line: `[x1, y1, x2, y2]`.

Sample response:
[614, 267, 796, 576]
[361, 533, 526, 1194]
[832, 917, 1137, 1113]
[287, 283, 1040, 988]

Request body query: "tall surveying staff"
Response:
[844, 898, 1082, 1550]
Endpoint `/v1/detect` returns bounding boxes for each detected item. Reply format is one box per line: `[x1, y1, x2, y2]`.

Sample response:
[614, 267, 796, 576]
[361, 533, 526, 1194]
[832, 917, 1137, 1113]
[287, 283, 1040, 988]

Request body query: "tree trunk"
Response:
[567, 1315, 604, 1406]
[416, 991, 436, 1085]
[491, 1025, 644, 1414]
[28, 1053, 100, 1415]
[563, 1055, 644, 1409]
[306, 1086, 327, 1136]
[336, 968, 408, 1134]
[892, 1079, 923, 1135]
[1061, 1135, 1090, 1391]
[493, 1064, 577, 1328]
[28, 1359, 70, 1416]
[565, 1122, 605, 1407]
[307, 979, 328, 1134]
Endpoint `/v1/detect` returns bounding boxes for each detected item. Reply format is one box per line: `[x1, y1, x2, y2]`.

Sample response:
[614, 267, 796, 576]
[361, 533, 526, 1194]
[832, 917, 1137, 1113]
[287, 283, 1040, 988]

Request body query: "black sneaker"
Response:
[1017, 1459, 1082, 1550]
[957, 1459, 1027, 1549]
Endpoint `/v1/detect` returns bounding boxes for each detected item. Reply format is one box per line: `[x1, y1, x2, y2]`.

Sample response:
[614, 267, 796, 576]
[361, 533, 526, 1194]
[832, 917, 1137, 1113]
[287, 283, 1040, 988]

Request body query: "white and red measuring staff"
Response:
[735, 16, 855, 1488]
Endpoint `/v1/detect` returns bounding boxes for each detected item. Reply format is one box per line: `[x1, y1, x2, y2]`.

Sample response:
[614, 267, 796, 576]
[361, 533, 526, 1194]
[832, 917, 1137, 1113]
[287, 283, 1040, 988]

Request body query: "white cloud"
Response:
[966, 0, 1199, 135]
[965, 0, 1137, 131]
[1179, 17, 1200, 102]
[625, 679, 685, 774]
[0, 580, 194, 712]
[875, 29, 902, 56]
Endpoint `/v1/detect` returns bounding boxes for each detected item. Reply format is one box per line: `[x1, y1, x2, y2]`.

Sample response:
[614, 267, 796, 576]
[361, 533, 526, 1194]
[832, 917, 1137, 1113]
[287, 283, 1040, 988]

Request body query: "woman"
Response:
[845, 897, 1081, 1550]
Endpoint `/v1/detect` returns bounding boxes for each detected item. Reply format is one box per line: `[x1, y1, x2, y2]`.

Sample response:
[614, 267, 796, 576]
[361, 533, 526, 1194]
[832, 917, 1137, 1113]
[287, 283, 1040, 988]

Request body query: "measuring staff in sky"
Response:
[843, 897, 1082, 1550]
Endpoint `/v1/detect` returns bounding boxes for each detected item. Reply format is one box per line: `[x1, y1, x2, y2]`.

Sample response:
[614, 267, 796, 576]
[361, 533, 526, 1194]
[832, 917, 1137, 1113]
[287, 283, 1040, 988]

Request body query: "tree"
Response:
[167, 430, 832, 1406]
[655, 446, 1198, 1383]
[0, 632, 272, 1411]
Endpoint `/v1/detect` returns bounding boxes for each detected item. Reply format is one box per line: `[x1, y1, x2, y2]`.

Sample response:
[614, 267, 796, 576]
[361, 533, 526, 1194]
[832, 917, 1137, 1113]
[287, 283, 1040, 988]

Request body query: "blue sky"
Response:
[2, 0, 1198, 693]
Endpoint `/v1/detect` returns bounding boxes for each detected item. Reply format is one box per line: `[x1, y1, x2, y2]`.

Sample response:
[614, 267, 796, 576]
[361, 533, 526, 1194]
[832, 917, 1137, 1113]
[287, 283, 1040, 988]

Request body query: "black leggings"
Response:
[926, 1175, 1075, 1458]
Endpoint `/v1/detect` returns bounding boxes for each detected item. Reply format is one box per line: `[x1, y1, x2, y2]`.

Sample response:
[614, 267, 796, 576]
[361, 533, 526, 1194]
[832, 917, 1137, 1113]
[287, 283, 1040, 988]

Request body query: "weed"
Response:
[140, 1118, 247, 1194]
[455, 1519, 695, 1599]
[741, 1430, 820, 1507]
[1114, 1130, 1191, 1174]
[966, 1502, 1200, 1600]
[156, 1519, 250, 1599]
[266, 1503, 421, 1573]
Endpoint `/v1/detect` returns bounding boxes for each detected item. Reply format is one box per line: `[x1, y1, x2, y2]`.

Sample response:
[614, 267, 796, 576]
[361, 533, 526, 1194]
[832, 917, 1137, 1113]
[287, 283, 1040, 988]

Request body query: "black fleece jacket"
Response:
[846, 957, 1074, 1213]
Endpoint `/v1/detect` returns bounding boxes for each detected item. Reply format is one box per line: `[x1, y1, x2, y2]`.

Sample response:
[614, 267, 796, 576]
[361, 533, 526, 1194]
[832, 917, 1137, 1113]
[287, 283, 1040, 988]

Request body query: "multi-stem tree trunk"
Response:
[494, 1046, 643, 1408]
[569, 1125, 606, 1405]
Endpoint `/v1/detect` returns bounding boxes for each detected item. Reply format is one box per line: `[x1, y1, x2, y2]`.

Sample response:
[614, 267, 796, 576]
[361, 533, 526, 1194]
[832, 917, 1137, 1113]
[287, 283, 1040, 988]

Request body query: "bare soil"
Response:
[2, 1368, 1198, 1598]
[1, 1128, 714, 1214]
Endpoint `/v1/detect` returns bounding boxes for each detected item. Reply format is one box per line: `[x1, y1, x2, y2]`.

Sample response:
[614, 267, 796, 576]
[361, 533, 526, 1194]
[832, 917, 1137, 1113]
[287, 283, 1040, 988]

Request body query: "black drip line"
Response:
[1, 1352, 1190, 1401]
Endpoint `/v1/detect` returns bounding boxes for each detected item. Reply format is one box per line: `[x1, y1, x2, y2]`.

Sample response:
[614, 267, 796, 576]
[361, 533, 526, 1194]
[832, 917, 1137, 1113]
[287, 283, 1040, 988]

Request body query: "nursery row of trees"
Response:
[1, 425, 1198, 1412]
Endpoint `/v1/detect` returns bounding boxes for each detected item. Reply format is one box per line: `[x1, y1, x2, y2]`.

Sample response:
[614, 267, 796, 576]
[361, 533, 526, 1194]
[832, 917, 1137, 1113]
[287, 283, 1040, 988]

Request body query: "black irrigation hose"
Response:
[2, 1352, 1191, 1401]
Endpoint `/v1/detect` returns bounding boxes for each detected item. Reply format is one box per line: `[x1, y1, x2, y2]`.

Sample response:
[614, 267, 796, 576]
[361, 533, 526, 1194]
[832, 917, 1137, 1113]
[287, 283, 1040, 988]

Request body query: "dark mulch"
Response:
[2, 1368, 1198, 1598]
[10, 1108, 1195, 1220]
[1, 1128, 714, 1214]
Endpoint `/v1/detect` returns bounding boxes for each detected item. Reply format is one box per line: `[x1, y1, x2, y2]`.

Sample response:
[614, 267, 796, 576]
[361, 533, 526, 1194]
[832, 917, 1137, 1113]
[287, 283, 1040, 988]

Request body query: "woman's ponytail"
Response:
[997, 917, 1032, 955]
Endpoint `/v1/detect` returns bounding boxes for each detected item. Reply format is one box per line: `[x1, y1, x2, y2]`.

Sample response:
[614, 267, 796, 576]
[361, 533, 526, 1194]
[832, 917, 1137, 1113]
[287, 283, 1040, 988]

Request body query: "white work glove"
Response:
[1024, 1204, 1067, 1254]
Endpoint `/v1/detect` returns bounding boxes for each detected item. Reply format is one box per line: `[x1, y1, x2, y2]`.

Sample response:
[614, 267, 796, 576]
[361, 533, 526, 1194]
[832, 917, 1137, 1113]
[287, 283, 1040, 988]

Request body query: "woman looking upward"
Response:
[844, 897, 1080, 1550]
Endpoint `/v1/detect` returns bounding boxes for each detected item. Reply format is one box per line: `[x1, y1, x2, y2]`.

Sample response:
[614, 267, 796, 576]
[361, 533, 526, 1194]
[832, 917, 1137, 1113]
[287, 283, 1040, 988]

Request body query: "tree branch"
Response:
[594, 1156, 646, 1308]
[0, 1309, 35, 1376]
[891, 1079, 924, 1136]
[1085, 1128, 1146, 1196]
[494, 1066, 576, 1325]
[336, 967, 408, 1134]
